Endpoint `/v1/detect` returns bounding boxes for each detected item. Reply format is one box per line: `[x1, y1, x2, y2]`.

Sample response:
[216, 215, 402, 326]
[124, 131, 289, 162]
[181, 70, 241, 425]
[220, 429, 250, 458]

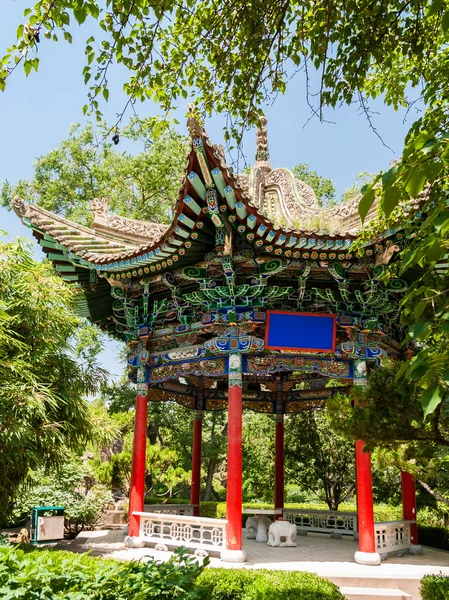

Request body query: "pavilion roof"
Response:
[13, 112, 381, 280]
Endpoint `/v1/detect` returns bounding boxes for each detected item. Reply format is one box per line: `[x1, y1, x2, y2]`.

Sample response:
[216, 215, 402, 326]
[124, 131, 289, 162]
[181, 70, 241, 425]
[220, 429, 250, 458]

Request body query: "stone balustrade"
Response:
[143, 503, 196, 516]
[374, 520, 414, 556]
[134, 511, 227, 554]
[282, 509, 358, 537]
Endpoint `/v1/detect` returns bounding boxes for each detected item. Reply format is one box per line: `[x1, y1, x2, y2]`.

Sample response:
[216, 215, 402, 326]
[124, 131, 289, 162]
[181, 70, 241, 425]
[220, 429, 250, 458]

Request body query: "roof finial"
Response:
[255, 115, 270, 163]
[187, 103, 203, 138]
[12, 195, 27, 217]
[91, 197, 109, 218]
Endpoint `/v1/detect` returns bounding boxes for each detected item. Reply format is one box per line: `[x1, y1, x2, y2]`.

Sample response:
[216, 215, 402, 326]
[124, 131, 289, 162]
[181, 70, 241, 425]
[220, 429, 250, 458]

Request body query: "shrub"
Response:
[197, 568, 258, 599]
[144, 497, 191, 505]
[418, 526, 449, 551]
[196, 569, 344, 600]
[0, 545, 205, 599]
[11, 458, 113, 534]
[421, 573, 449, 599]
[243, 571, 345, 600]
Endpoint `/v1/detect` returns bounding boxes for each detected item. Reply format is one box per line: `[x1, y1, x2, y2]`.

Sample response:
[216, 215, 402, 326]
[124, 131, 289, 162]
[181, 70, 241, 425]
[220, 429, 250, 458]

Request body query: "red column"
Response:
[274, 414, 285, 516]
[402, 470, 419, 546]
[355, 440, 377, 554]
[223, 352, 246, 562]
[190, 411, 203, 517]
[128, 393, 148, 538]
[353, 359, 380, 565]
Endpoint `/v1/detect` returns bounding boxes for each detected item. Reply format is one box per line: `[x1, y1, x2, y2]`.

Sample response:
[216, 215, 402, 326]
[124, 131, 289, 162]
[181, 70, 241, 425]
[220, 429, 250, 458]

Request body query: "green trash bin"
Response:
[31, 506, 64, 543]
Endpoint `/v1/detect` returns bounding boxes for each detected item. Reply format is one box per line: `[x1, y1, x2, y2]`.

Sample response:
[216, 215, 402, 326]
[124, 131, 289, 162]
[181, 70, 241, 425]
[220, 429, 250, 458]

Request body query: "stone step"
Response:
[329, 576, 420, 599]
[340, 587, 412, 600]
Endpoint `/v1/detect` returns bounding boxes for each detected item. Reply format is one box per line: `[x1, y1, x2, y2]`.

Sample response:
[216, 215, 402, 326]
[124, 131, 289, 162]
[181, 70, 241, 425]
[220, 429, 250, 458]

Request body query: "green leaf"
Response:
[408, 321, 430, 340]
[382, 165, 399, 186]
[434, 209, 449, 234]
[382, 184, 402, 218]
[409, 361, 429, 381]
[421, 383, 444, 419]
[414, 301, 427, 320]
[403, 167, 427, 198]
[23, 61, 32, 77]
[425, 239, 445, 262]
[74, 9, 87, 24]
[358, 188, 375, 223]
[413, 132, 431, 150]
[443, 10, 449, 32]
[425, 160, 443, 183]
[427, 0, 443, 16]
[422, 138, 439, 153]
[395, 361, 410, 382]
[443, 370, 449, 385]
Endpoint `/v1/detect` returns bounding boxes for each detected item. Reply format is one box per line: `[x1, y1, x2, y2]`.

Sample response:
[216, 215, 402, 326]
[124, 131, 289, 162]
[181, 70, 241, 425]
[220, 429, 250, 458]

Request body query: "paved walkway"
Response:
[55, 529, 449, 599]
[61, 527, 449, 575]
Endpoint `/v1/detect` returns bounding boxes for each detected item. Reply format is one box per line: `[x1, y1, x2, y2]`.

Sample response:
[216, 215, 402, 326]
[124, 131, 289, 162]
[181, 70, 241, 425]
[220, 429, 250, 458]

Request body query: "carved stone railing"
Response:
[134, 511, 227, 553]
[375, 520, 413, 555]
[143, 504, 196, 516]
[282, 509, 358, 537]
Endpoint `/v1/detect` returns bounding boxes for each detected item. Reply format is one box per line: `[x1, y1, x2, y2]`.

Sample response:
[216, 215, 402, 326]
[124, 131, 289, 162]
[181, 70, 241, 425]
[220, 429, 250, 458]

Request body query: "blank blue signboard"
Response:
[265, 311, 336, 352]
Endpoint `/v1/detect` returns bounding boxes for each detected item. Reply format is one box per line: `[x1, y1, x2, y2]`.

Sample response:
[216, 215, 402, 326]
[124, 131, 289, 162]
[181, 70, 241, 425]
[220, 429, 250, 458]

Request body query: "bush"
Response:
[0, 545, 204, 599]
[11, 458, 113, 534]
[418, 525, 449, 551]
[421, 573, 449, 599]
[197, 569, 344, 600]
[417, 506, 449, 528]
[197, 568, 258, 599]
[144, 497, 191, 505]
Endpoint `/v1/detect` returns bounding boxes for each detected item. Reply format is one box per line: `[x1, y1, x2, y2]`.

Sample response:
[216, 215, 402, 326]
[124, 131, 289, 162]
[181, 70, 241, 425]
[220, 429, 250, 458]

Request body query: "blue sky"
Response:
[0, 2, 421, 380]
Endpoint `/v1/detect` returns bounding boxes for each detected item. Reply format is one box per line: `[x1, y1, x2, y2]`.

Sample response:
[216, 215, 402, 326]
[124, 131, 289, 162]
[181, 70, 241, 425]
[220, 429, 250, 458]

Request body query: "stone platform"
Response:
[59, 528, 449, 599]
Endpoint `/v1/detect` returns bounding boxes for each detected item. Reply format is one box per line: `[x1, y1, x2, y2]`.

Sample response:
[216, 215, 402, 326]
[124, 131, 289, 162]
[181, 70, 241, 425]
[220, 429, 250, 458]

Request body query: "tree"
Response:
[1, 118, 187, 226]
[1, 1, 446, 142]
[0, 234, 109, 522]
[326, 363, 449, 506]
[242, 413, 275, 502]
[340, 172, 375, 203]
[12, 456, 114, 533]
[292, 163, 336, 208]
[284, 410, 355, 510]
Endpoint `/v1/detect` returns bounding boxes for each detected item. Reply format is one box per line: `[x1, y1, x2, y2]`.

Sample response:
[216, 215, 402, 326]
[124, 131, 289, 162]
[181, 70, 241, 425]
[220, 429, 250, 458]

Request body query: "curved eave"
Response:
[14, 123, 417, 283]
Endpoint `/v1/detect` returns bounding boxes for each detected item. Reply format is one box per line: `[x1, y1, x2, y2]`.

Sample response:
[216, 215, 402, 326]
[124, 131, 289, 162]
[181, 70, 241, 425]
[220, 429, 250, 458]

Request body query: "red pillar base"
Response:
[220, 548, 247, 563]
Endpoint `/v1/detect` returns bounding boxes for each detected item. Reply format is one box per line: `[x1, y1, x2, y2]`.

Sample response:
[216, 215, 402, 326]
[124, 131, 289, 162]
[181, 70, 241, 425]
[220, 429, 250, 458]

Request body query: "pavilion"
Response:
[13, 111, 422, 565]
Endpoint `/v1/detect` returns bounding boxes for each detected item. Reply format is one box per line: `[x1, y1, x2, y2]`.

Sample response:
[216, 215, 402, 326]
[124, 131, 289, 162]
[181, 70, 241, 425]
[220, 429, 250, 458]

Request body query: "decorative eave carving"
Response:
[90, 197, 169, 245]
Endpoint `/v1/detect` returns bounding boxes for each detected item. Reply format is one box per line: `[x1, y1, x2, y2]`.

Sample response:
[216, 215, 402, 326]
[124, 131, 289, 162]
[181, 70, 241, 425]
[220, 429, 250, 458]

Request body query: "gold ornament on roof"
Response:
[187, 104, 203, 138]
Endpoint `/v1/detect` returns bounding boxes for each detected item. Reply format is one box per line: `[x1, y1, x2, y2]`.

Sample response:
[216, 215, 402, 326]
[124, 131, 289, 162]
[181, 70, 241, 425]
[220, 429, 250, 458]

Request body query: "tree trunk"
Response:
[211, 484, 222, 501]
[417, 479, 449, 506]
[204, 457, 217, 501]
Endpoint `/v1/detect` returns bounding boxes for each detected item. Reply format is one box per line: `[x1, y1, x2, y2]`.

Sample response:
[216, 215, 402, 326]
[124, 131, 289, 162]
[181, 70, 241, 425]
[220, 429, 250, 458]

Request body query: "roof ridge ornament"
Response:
[187, 104, 203, 139]
[12, 195, 27, 217]
[255, 115, 270, 164]
[91, 197, 109, 218]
